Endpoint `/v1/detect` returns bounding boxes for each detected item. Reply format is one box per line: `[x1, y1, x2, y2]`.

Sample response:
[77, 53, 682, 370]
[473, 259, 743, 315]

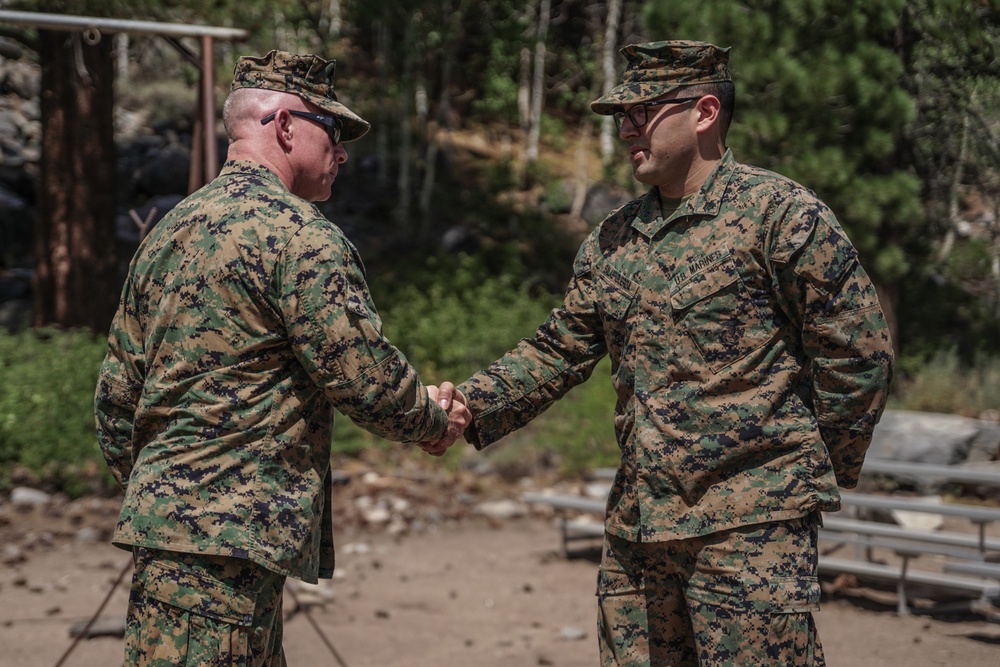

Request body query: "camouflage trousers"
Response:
[597, 513, 825, 667]
[124, 548, 287, 667]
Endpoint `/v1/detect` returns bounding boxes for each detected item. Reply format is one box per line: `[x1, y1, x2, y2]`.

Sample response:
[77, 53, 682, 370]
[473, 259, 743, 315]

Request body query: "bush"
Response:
[890, 348, 1000, 418]
[0, 329, 112, 496]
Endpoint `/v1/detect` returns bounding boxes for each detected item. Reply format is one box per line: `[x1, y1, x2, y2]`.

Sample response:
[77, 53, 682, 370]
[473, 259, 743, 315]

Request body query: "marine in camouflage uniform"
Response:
[95, 50, 467, 666]
[456, 41, 893, 666]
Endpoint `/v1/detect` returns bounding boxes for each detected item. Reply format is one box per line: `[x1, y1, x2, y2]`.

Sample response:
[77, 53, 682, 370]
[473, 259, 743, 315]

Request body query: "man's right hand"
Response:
[420, 382, 469, 456]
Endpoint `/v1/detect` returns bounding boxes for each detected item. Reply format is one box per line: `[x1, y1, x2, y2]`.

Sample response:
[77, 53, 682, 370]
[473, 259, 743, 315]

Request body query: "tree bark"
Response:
[599, 0, 623, 168]
[525, 0, 550, 165]
[33, 29, 118, 333]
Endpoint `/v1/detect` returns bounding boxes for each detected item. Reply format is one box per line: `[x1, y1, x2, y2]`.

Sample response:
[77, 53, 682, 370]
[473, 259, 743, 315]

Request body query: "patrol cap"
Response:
[591, 40, 731, 115]
[231, 49, 370, 142]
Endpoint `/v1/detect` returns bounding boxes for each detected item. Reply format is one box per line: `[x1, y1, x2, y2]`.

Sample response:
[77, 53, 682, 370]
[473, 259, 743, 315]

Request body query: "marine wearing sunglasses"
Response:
[261, 109, 343, 145]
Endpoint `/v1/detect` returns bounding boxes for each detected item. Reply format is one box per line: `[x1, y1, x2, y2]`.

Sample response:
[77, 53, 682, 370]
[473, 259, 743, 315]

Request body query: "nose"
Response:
[335, 143, 348, 164]
[618, 116, 639, 139]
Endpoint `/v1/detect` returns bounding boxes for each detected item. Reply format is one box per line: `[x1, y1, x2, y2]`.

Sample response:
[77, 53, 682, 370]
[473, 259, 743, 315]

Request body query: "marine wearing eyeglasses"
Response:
[96, 49, 471, 666]
[612, 95, 701, 132]
[453, 39, 892, 667]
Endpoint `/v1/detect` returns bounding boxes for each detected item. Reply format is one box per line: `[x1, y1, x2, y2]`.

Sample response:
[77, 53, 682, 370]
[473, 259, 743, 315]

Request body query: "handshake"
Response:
[419, 382, 470, 457]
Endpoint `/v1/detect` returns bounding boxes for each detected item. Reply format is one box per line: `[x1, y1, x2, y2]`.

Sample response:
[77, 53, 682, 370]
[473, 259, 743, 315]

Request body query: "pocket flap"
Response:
[144, 561, 255, 626]
[669, 261, 740, 311]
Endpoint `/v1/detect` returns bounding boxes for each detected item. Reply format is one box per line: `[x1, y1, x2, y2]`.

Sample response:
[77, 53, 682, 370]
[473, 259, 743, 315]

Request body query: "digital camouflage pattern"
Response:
[591, 40, 731, 114]
[126, 548, 286, 666]
[231, 49, 370, 142]
[95, 160, 448, 583]
[598, 514, 824, 666]
[459, 149, 894, 543]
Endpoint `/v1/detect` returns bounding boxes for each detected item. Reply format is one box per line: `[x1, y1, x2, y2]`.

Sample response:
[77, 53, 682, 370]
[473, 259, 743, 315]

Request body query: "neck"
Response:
[659, 143, 724, 199]
[227, 141, 294, 192]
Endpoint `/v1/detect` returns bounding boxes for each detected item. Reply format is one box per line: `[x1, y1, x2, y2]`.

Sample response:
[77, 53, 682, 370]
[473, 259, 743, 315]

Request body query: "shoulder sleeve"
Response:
[95, 278, 145, 490]
[769, 199, 894, 487]
[274, 219, 448, 443]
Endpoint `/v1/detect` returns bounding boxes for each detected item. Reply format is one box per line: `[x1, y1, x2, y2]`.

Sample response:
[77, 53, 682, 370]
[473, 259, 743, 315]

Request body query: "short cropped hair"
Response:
[688, 81, 735, 141]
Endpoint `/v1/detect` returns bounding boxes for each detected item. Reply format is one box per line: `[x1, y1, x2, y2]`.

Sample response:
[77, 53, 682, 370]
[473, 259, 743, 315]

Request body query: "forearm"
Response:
[94, 362, 139, 490]
[808, 302, 894, 487]
[330, 354, 449, 443]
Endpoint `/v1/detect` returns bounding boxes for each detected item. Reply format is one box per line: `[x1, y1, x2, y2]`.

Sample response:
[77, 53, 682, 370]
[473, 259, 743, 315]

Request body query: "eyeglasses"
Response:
[261, 109, 343, 144]
[613, 96, 702, 132]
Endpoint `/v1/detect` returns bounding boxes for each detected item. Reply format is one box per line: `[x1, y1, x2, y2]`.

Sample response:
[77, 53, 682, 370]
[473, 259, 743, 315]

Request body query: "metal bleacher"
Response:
[523, 460, 1000, 618]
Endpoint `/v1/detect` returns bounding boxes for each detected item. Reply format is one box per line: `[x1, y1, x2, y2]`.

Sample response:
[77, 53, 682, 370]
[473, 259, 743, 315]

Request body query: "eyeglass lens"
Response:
[613, 106, 647, 132]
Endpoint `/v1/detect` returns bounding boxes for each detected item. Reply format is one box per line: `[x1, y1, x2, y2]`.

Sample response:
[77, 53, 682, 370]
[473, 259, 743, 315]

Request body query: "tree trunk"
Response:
[525, 0, 550, 165]
[395, 16, 417, 226]
[419, 0, 465, 235]
[376, 17, 390, 187]
[33, 30, 118, 333]
[518, 46, 531, 131]
[938, 108, 970, 262]
[599, 0, 623, 168]
[874, 281, 900, 362]
[322, 0, 342, 38]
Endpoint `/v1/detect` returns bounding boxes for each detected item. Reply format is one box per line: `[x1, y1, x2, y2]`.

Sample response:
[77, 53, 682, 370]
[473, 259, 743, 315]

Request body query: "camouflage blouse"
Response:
[95, 161, 447, 581]
[460, 150, 893, 542]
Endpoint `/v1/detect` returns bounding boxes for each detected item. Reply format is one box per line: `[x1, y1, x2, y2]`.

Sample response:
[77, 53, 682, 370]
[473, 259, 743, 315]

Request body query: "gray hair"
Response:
[222, 88, 290, 141]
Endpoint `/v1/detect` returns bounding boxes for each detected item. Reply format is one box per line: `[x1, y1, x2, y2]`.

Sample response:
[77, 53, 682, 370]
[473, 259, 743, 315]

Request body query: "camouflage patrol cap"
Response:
[591, 40, 731, 115]
[231, 50, 370, 142]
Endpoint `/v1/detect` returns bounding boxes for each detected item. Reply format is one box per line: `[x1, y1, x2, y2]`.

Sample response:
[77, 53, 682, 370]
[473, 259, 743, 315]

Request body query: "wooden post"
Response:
[201, 35, 217, 182]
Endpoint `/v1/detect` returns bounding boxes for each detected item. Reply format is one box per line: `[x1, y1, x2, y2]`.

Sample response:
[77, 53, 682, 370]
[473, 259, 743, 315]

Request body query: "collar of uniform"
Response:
[219, 159, 288, 189]
[629, 148, 738, 238]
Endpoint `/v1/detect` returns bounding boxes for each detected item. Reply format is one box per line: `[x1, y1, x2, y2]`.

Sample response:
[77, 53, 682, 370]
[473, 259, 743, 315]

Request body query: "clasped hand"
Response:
[419, 382, 469, 457]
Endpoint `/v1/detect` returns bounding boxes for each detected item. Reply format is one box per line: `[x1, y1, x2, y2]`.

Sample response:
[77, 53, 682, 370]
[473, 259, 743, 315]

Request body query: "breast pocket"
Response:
[593, 260, 639, 384]
[669, 253, 773, 373]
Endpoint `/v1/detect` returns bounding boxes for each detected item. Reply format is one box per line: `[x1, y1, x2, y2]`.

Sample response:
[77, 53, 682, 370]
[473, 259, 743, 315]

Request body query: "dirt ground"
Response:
[2, 478, 1000, 667]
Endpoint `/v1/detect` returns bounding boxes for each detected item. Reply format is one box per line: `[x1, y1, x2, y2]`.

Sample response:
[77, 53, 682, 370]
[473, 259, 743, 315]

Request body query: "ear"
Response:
[271, 109, 295, 151]
[694, 95, 722, 135]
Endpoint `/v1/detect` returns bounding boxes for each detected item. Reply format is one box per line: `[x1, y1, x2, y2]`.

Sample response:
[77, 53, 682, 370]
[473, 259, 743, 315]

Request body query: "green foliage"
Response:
[470, 40, 524, 123]
[945, 237, 994, 283]
[897, 269, 1000, 362]
[646, 0, 921, 286]
[118, 78, 197, 125]
[332, 255, 620, 473]
[0, 329, 111, 497]
[378, 254, 561, 381]
[891, 348, 1000, 417]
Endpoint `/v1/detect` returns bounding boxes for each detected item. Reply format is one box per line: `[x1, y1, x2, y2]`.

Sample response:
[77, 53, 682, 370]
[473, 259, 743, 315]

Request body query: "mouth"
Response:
[628, 145, 647, 160]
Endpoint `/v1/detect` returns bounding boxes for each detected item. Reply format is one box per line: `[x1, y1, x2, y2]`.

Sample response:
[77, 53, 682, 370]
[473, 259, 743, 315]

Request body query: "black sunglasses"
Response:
[613, 96, 702, 132]
[261, 109, 342, 144]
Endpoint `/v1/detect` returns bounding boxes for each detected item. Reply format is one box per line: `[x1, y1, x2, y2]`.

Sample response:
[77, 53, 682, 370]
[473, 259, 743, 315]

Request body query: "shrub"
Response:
[890, 348, 1000, 418]
[0, 329, 112, 496]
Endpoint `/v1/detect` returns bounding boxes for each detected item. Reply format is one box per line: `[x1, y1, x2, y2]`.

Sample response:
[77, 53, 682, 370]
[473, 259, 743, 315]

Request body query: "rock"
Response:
[287, 579, 335, 607]
[69, 616, 126, 639]
[10, 487, 50, 507]
[0, 298, 31, 332]
[474, 499, 526, 520]
[75, 526, 101, 543]
[582, 183, 632, 225]
[362, 506, 392, 525]
[342, 542, 371, 555]
[2, 544, 25, 565]
[4, 62, 40, 98]
[585, 482, 612, 499]
[135, 143, 190, 197]
[866, 410, 1000, 494]
[560, 625, 588, 641]
[386, 518, 408, 536]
